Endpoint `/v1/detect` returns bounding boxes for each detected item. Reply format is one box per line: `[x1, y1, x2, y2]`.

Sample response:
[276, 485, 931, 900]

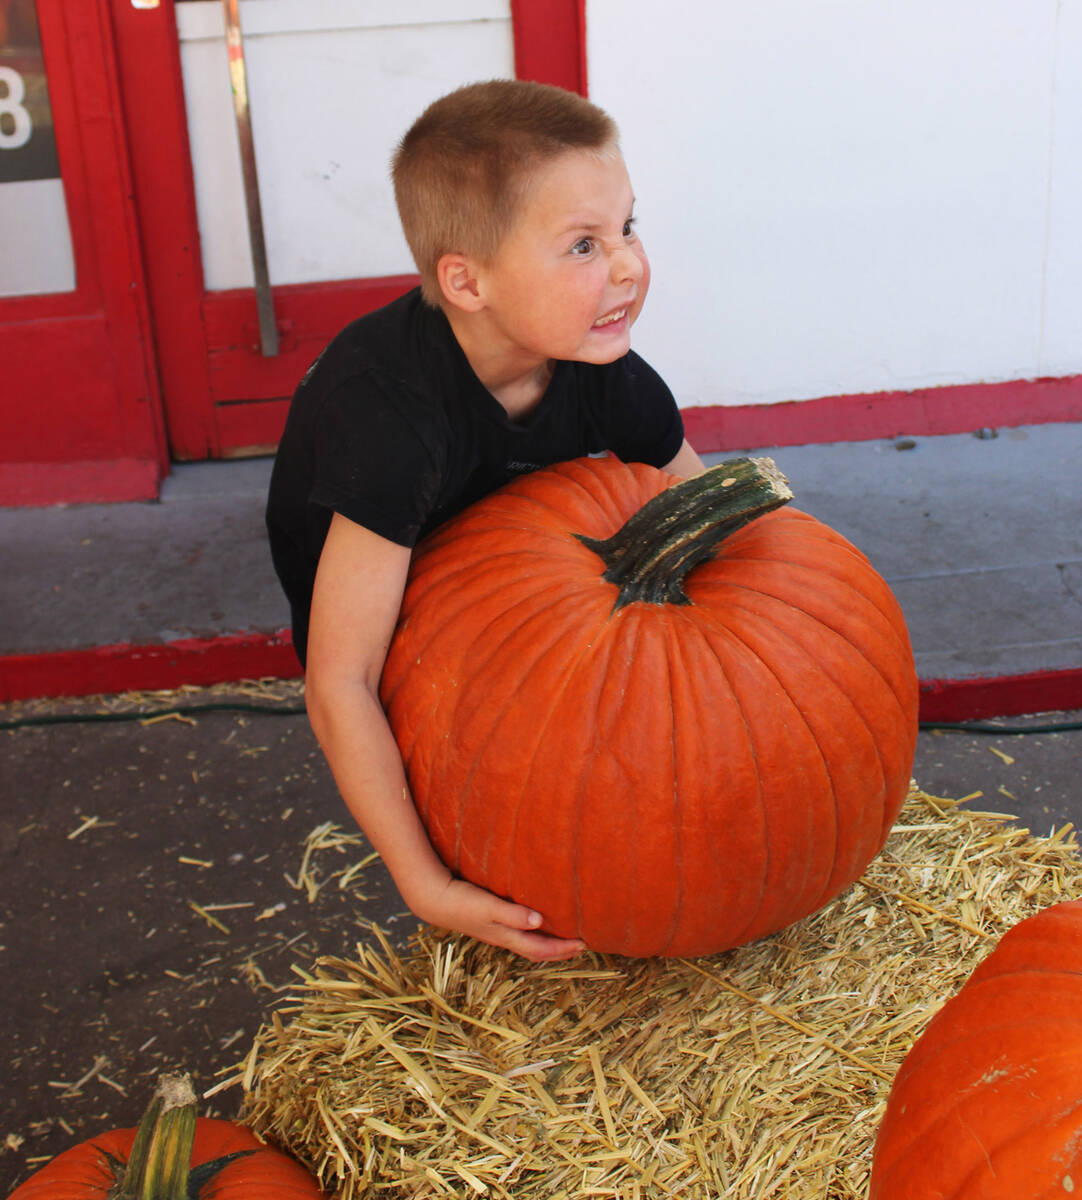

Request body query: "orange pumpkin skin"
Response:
[869, 900, 1082, 1199]
[9, 1116, 323, 1198]
[380, 456, 918, 956]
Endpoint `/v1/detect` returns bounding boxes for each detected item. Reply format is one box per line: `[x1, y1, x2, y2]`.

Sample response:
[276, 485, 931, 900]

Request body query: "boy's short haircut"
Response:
[392, 79, 619, 306]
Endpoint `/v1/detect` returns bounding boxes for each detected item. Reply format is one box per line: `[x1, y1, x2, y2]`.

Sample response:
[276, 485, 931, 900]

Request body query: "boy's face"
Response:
[474, 147, 649, 371]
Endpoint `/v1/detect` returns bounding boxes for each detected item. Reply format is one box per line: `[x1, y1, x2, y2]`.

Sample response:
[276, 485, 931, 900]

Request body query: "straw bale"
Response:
[236, 787, 1080, 1198]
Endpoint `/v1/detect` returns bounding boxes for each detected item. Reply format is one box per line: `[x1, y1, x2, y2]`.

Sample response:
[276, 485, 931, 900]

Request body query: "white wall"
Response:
[588, 0, 1082, 407]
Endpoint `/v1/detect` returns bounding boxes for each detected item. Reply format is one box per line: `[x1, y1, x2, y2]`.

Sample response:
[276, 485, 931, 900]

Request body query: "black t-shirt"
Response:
[266, 287, 684, 665]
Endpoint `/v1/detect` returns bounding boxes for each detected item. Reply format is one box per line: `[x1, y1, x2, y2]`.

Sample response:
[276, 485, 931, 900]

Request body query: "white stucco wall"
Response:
[588, 0, 1082, 407]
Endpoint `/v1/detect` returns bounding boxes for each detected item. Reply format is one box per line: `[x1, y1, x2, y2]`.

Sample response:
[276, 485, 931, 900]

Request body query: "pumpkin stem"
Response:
[115, 1073, 198, 1200]
[577, 456, 793, 608]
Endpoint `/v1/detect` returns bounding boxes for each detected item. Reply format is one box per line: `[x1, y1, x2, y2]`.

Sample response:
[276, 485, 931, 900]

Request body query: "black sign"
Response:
[0, 0, 61, 183]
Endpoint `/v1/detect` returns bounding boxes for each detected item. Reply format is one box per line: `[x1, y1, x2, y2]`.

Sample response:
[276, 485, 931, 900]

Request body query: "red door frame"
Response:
[0, 0, 167, 505]
[109, 0, 590, 464]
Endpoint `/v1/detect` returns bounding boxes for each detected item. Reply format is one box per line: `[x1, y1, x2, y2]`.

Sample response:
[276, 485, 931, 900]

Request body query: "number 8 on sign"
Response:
[0, 67, 33, 150]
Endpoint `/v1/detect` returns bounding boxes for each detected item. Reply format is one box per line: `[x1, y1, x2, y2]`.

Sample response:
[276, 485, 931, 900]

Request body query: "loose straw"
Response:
[235, 787, 1080, 1199]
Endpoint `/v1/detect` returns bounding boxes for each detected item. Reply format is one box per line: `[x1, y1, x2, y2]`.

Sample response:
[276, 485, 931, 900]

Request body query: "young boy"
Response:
[266, 79, 704, 961]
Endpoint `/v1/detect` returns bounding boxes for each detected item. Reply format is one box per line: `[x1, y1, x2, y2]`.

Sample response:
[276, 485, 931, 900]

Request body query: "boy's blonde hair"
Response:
[392, 79, 619, 306]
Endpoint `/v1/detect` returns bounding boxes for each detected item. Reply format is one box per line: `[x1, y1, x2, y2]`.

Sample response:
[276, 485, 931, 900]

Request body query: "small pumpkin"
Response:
[381, 455, 919, 956]
[869, 900, 1082, 1198]
[10, 1073, 323, 1199]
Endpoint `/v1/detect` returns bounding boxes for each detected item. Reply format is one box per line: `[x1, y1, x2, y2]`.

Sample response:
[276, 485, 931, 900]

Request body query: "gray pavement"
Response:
[2, 424, 1080, 691]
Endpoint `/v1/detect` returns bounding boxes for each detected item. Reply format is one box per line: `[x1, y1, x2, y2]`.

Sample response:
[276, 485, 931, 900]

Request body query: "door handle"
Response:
[222, 0, 278, 357]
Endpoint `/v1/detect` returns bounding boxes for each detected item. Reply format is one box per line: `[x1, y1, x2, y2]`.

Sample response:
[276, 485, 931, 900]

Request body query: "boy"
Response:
[266, 79, 703, 961]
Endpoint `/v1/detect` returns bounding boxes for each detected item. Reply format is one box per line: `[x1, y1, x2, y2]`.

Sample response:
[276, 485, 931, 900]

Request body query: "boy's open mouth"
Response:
[592, 307, 628, 329]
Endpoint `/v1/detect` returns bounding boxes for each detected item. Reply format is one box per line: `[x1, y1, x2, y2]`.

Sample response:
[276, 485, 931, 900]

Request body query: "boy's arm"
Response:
[304, 512, 587, 962]
[663, 438, 706, 477]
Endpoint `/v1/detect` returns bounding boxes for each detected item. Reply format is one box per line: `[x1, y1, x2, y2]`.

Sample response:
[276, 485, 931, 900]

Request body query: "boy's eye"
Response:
[623, 218, 637, 238]
[571, 237, 594, 256]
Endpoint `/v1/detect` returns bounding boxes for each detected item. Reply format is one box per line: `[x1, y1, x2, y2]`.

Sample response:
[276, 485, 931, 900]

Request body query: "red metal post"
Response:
[510, 0, 588, 94]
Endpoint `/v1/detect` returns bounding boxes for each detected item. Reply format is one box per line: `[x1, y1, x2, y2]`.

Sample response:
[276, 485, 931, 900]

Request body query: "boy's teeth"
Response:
[595, 309, 627, 327]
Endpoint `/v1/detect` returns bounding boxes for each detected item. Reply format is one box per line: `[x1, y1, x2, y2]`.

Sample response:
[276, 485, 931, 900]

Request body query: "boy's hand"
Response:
[411, 873, 587, 963]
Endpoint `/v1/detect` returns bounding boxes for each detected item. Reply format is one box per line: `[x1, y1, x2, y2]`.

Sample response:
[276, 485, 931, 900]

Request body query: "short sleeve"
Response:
[309, 372, 446, 547]
[592, 352, 685, 468]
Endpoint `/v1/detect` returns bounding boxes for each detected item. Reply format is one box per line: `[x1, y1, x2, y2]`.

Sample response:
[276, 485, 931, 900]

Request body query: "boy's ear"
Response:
[436, 253, 485, 313]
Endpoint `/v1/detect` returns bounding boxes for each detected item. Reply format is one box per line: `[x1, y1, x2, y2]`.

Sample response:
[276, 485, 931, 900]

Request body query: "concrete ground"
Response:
[1, 424, 1080, 1192]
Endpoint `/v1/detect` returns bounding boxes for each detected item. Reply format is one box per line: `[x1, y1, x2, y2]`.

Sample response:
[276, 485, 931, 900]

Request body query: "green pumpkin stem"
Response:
[116, 1074, 197, 1200]
[578, 456, 793, 608]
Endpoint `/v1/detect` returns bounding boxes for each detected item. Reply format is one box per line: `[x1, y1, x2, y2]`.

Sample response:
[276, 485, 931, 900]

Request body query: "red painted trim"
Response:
[0, 458, 161, 508]
[684, 374, 1082, 453]
[510, 0, 588, 94]
[919, 669, 1082, 724]
[0, 289, 90, 321]
[196, 275, 418, 455]
[0, 315, 122, 459]
[0, 632, 302, 704]
[86, 0, 169, 469]
[201, 276, 418, 403]
[213, 401, 290, 457]
[4, 633, 1078, 720]
[200, 275, 419, 349]
[110, 0, 217, 460]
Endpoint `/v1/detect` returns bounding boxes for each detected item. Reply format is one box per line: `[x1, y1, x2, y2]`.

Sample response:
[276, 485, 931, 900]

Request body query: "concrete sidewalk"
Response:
[1, 422, 1080, 715]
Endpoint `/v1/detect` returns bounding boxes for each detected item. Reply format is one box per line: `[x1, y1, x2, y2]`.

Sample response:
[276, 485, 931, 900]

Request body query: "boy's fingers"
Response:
[490, 906, 587, 960]
[497, 902, 543, 930]
[439, 879, 587, 960]
[494, 928, 588, 962]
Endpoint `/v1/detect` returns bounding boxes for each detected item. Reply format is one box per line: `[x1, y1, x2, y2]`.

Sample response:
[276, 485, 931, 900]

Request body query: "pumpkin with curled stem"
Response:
[9, 1073, 324, 1198]
[380, 455, 919, 957]
[869, 900, 1082, 1198]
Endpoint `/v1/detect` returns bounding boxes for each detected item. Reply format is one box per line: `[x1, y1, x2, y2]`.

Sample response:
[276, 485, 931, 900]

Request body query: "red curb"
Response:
[682, 375, 1082, 454]
[917, 668, 1082, 723]
[2, 636, 1079, 721]
[0, 631, 302, 703]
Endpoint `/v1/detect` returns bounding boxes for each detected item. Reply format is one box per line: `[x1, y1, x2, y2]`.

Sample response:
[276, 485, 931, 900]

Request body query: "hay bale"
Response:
[235, 788, 1080, 1198]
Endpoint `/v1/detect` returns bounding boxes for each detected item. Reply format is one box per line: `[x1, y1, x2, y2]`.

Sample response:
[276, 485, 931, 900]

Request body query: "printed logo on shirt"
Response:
[506, 460, 542, 474]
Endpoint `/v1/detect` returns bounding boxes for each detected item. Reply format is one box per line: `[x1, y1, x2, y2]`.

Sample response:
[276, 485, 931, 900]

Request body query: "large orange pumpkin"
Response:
[381, 455, 919, 956]
[869, 900, 1082, 1198]
[10, 1074, 323, 1199]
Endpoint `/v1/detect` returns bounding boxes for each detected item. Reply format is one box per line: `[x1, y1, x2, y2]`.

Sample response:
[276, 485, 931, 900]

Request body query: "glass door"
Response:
[0, 0, 166, 504]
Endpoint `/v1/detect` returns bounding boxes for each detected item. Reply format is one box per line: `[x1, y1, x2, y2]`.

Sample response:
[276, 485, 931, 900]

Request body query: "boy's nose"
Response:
[610, 243, 645, 285]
